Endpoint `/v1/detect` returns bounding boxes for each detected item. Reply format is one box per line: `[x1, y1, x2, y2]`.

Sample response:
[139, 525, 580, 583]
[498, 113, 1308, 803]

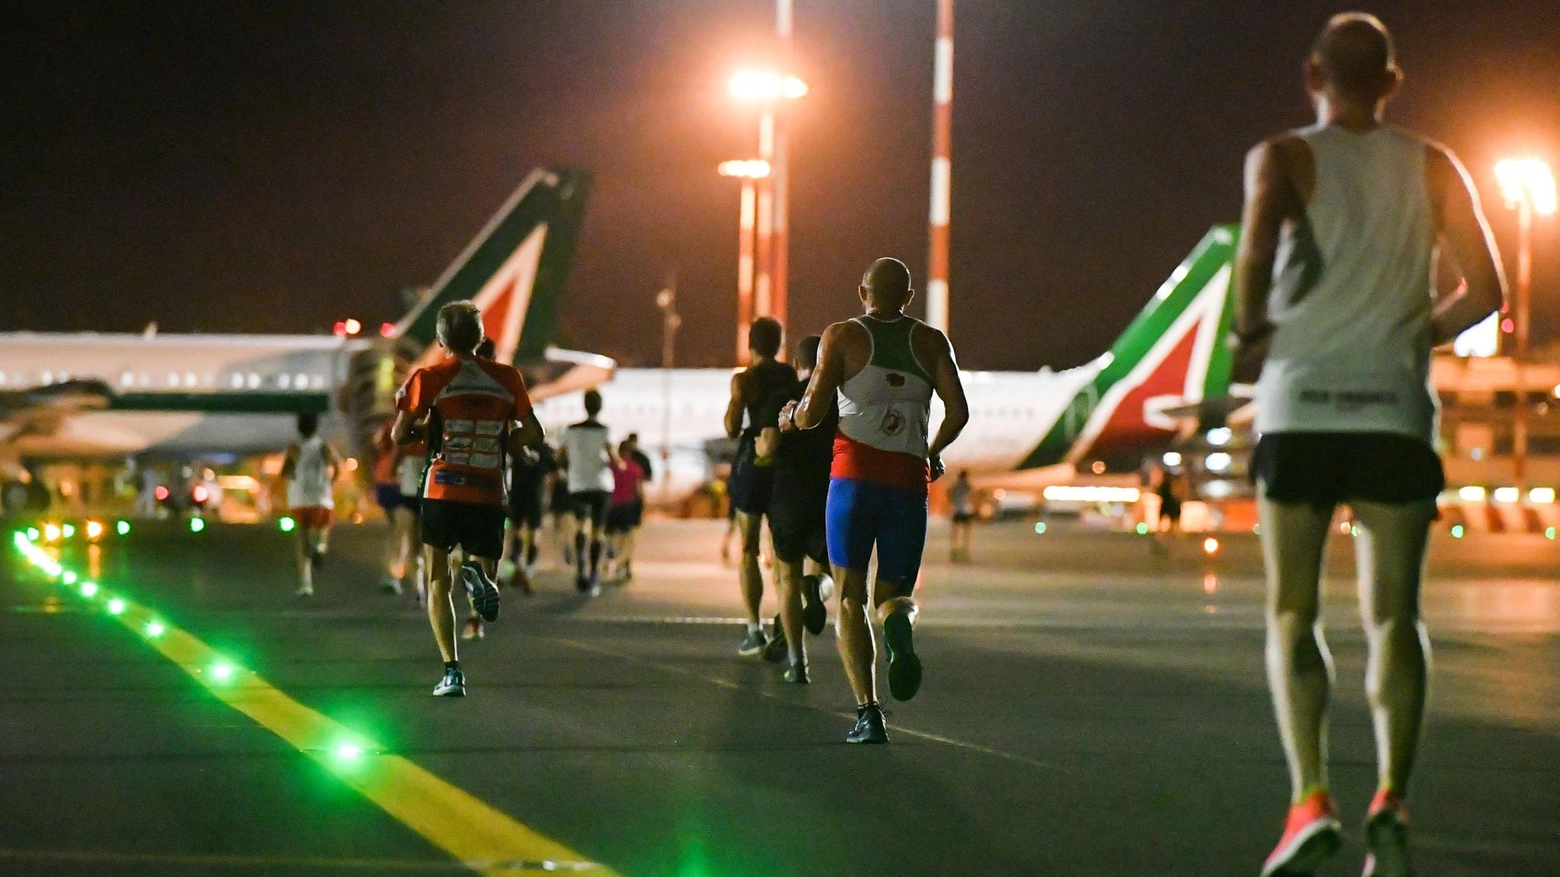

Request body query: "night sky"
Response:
[4, 2, 1558, 370]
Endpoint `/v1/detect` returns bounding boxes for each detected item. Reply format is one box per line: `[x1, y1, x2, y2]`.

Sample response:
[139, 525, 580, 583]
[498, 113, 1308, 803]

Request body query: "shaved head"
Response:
[862, 258, 912, 309]
[1311, 13, 1396, 99]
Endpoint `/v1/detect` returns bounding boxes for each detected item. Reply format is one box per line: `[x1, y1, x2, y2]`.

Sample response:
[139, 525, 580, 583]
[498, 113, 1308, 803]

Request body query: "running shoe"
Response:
[762, 617, 788, 663]
[1260, 790, 1341, 877]
[575, 573, 591, 594]
[379, 574, 403, 595]
[295, 583, 314, 597]
[309, 545, 326, 570]
[784, 662, 809, 684]
[461, 562, 500, 622]
[738, 627, 768, 657]
[1362, 789, 1412, 877]
[882, 610, 922, 702]
[802, 574, 828, 636]
[432, 667, 465, 697]
[461, 617, 485, 640]
[845, 702, 888, 744]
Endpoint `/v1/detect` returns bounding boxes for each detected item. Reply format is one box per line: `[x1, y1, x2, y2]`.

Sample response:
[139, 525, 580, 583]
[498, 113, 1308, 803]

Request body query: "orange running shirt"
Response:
[395, 355, 533, 507]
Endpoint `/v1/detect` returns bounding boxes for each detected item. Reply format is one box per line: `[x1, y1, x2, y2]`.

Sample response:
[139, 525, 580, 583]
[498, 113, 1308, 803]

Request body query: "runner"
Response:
[725, 316, 797, 656]
[765, 334, 837, 683]
[783, 258, 969, 743]
[371, 425, 406, 594]
[604, 437, 647, 582]
[558, 389, 615, 595]
[390, 302, 542, 697]
[948, 469, 975, 562]
[501, 441, 553, 593]
[1151, 463, 1183, 556]
[393, 430, 429, 604]
[1234, 14, 1505, 875]
[281, 412, 342, 597]
[548, 441, 576, 567]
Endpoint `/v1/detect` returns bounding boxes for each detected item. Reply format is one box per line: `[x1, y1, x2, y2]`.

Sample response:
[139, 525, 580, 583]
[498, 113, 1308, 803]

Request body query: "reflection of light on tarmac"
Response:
[1203, 573, 1218, 595]
[88, 544, 102, 579]
[1450, 582, 1560, 632]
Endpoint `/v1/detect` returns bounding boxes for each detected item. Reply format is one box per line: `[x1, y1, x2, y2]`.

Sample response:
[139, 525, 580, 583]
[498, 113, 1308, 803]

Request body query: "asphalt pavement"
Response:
[1, 516, 1556, 876]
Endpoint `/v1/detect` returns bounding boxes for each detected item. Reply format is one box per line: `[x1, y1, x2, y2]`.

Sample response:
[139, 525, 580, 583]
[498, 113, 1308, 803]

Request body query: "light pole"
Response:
[1494, 156, 1557, 492]
[718, 158, 772, 364]
[656, 278, 681, 504]
[728, 70, 807, 332]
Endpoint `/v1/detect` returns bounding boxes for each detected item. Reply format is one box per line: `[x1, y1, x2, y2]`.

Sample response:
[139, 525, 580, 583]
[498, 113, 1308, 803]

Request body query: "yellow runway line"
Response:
[11, 535, 618, 877]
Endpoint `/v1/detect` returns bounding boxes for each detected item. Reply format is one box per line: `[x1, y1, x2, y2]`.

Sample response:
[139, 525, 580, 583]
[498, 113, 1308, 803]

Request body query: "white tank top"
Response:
[561, 422, 613, 493]
[1255, 124, 1438, 443]
[836, 315, 935, 458]
[287, 435, 334, 509]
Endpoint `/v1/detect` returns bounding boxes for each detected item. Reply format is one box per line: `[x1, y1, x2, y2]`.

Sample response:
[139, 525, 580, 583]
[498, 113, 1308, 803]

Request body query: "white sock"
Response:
[746, 621, 763, 634]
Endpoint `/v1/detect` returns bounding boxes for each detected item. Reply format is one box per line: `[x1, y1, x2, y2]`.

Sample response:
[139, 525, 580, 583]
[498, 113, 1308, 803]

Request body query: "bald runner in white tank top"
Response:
[1257, 123, 1438, 442]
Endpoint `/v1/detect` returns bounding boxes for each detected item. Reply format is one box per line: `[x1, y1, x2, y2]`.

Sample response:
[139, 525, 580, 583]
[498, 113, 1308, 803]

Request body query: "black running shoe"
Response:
[379, 574, 403, 595]
[883, 611, 922, 701]
[846, 702, 888, 744]
[432, 667, 465, 697]
[461, 563, 500, 622]
[761, 616, 787, 663]
[784, 662, 809, 684]
[737, 627, 768, 657]
[575, 573, 591, 593]
[802, 574, 828, 636]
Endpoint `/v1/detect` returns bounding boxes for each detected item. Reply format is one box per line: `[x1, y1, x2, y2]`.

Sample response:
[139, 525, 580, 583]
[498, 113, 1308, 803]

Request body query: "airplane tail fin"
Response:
[394, 168, 591, 365]
[1017, 225, 1238, 470]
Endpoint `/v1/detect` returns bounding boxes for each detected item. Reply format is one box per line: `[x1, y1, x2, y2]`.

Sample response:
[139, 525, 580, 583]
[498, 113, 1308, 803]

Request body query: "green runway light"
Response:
[62, 571, 78, 585]
[1135, 522, 1149, 535]
[116, 520, 131, 536]
[333, 742, 364, 762]
[107, 598, 126, 615]
[1548, 527, 1557, 540]
[1451, 524, 1465, 539]
[145, 621, 165, 638]
[209, 662, 236, 682]
[61, 523, 76, 539]
[1034, 522, 1047, 535]
[25, 527, 40, 542]
[189, 517, 206, 533]
[278, 516, 296, 533]
[80, 581, 98, 597]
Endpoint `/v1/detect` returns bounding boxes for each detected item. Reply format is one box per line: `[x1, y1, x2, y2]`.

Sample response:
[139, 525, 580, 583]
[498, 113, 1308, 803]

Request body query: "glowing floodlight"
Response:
[718, 159, 772, 180]
[1495, 157, 1557, 216]
[85, 520, 104, 540]
[728, 70, 808, 102]
[1202, 537, 1220, 555]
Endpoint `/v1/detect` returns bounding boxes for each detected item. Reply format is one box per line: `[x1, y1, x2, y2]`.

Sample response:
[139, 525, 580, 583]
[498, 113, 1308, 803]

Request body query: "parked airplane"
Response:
[532, 226, 1241, 500]
[0, 168, 601, 507]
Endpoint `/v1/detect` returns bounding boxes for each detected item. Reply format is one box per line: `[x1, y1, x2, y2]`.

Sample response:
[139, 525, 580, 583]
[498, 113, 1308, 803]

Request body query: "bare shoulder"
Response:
[1247, 132, 1307, 166]
[911, 320, 954, 364]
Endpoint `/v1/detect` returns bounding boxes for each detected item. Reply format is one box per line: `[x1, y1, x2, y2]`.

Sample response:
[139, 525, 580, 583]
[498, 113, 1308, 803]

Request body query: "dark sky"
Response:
[4, 2, 1558, 370]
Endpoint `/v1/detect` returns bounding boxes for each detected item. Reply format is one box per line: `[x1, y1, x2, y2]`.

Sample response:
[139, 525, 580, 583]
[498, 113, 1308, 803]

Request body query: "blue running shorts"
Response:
[825, 477, 928, 585]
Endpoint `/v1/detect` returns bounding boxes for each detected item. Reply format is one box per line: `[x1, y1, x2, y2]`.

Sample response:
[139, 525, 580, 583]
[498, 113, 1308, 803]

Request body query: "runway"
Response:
[2, 516, 1556, 876]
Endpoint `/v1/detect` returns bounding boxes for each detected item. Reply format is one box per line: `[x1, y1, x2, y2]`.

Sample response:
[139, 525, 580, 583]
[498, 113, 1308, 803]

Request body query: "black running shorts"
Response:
[1252, 432, 1445, 507]
[421, 499, 506, 559]
[507, 488, 544, 529]
[570, 489, 611, 527]
[728, 443, 773, 516]
[768, 497, 828, 565]
[605, 499, 643, 534]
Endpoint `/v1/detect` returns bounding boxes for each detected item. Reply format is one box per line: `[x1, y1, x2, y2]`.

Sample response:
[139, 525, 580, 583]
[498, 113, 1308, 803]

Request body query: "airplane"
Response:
[531, 226, 1241, 500]
[0, 168, 604, 510]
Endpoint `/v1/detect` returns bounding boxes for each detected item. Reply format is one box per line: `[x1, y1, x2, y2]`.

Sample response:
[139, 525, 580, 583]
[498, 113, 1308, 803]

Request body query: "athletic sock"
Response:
[746, 621, 764, 634]
[444, 661, 460, 672]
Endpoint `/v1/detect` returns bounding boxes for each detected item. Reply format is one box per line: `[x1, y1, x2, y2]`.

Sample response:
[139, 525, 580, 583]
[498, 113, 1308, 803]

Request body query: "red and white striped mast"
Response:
[926, 0, 954, 332]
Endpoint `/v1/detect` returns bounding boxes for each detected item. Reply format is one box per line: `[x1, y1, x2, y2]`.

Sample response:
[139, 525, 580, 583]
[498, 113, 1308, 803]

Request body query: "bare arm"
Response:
[324, 442, 343, 482]
[1427, 145, 1508, 344]
[508, 410, 543, 453]
[793, 323, 847, 431]
[926, 329, 969, 459]
[756, 427, 780, 459]
[389, 410, 426, 446]
[280, 444, 299, 479]
[723, 373, 745, 439]
[1234, 137, 1305, 347]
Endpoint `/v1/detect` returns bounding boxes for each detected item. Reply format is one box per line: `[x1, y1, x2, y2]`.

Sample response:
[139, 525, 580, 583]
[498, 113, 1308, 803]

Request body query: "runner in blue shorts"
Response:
[782, 258, 969, 744]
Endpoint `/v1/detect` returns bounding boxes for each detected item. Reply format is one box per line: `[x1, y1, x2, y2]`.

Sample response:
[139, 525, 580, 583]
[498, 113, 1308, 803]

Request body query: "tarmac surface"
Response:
[2, 515, 1557, 876]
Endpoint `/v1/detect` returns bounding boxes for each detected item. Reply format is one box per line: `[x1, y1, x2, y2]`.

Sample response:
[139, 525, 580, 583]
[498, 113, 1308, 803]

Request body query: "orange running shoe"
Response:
[1362, 789, 1413, 877]
[1261, 790, 1342, 877]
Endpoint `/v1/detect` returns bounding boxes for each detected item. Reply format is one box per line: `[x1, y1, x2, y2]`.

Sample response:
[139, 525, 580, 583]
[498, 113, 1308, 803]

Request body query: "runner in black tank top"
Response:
[725, 318, 797, 656]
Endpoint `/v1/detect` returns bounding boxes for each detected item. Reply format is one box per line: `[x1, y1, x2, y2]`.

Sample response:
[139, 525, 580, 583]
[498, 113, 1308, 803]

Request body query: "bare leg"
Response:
[295, 526, 313, 592]
[1352, 499, 1436, 796]
[426, 546, 458, 663]
[775, 556, 807, 666]
[834, 565, 876, 704]
[735, 511, 765, 625]
[1258, 487, 1336, 802]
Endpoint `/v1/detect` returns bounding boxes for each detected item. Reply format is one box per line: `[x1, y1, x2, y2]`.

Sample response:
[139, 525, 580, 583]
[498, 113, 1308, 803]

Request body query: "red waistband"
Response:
[831, 433, 929, 490]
